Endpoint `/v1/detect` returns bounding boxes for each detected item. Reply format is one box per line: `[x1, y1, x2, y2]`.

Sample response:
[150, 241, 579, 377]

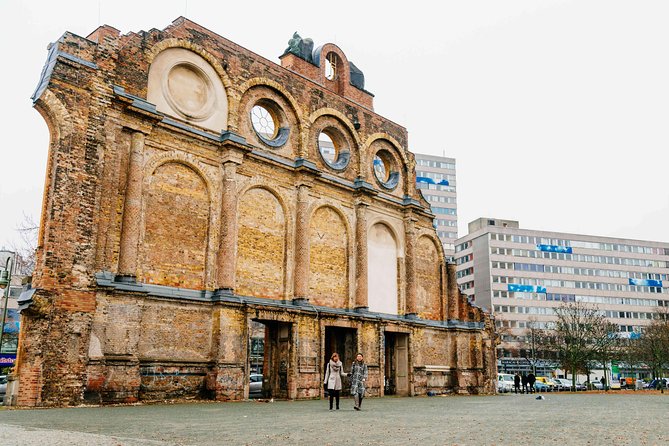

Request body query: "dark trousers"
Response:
[329, 389, 340, 409]
[514, 384, 520, 394]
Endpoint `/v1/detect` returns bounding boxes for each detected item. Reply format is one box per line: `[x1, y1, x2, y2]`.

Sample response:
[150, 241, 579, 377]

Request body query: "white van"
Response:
[497, 373, 515, 393]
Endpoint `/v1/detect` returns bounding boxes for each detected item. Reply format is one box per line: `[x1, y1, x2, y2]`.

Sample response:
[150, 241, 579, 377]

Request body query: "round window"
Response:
[249, 101, 290, 148]
[373, 150, 399, 190]
[318, 129, 350, 170]
[251, 104, 277, 140]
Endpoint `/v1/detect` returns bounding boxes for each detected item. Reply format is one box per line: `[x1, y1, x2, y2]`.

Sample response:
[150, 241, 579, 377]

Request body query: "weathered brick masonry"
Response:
[15, 17, 496, 406]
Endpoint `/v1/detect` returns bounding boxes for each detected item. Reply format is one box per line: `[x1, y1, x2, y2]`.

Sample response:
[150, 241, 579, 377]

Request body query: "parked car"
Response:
[644, 378, 667, 390]
[588, 381, 604, 390]
[535, 377, 557, 391]
[249, 374, 263, 398]
[497, 373, 515, 393]
[549, 378, 567, 391]
[0, 375, 7, 401]
[555, 378, 585, 391]
[534, 381, 551, 392]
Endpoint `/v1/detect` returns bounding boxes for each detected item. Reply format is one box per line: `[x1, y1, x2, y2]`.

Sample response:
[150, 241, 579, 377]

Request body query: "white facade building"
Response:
[455, 218, 669, 366]
[414, 153, 457, 258]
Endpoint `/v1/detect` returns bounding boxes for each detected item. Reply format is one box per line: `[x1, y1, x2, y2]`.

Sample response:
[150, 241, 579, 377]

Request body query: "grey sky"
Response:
[1, 0, 667, 252]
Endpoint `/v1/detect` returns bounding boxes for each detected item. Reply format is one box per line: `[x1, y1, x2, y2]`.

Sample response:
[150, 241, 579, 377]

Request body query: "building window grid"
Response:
[489, 233, 668, 256]
[416, 159, 456, 170]
[490, 247, 669, 269]
[491, 275, 667, 294]
[491, 261, 668, 281]
[495, 289, 667, 307]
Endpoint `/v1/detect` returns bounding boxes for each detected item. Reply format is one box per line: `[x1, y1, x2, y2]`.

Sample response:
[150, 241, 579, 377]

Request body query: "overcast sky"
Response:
[1, 0, 668, 253]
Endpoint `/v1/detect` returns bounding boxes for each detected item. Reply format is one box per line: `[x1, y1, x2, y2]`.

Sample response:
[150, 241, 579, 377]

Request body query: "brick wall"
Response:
[16, 17, 496, 406]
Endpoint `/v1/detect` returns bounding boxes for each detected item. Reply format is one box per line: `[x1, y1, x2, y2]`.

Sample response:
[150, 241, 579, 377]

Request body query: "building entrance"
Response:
[250, 320, 292, 399]
[384, 332, 409, 396]
[324, 326, 357, 390]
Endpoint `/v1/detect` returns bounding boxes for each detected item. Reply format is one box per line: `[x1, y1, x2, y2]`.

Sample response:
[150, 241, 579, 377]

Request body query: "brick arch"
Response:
[307, 108, 363, 147]
[313, 43, 351, 95]
[146, 38, 233, 91]
[308, 109, 362, 179]
[236, 80, 304, 159]
[234, 185, 288, 299]
[415, 235, 443, 320]
[235, 78, 303, 134]
[33, 90, 75, 252]
[139, 160, 210, 289]
[146, 41, 231, 133]
[33, 89, 74, 142]
[143, 152, 216, 203]
[306, 204, 350, 308]
[363, 134, 410, 195]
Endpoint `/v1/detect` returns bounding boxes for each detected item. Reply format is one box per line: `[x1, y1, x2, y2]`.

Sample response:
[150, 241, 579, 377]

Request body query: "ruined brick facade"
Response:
[15, 18, 496, 406]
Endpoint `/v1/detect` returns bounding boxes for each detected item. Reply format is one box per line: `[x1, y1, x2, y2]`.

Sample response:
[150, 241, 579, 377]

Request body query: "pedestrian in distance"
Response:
[514, 373, 521, 394]
[324, 352, 347, 410]
[521, 373, 528, 394]
[350, 352, 368, 411]
[528, 372, 536, 394]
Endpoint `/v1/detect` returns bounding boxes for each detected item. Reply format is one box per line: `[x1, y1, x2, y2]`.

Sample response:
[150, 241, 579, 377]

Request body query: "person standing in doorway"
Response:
[324, 352, 347, 410]
[350, 353, 368, 410]
[514, 373, 521, 394]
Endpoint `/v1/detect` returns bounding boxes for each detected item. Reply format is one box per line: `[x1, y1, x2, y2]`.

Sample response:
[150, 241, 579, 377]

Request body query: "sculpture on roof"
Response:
[284, 32, 314, 64]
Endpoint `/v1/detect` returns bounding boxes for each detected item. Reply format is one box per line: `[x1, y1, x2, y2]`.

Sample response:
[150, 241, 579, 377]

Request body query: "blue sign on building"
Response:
[0, 353, 16, 366]
[628, 278, 663, 287]
[508, 284, 547, 293]
[537, 244, 573, 254]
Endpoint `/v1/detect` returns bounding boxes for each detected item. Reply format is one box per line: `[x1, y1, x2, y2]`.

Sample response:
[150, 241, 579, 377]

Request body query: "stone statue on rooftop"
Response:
[284, 32, 314, 64]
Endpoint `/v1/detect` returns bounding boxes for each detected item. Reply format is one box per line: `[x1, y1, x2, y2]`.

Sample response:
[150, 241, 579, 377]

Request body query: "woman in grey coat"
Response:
[349, 352, 368, 410]
[324, 352, 347, 410]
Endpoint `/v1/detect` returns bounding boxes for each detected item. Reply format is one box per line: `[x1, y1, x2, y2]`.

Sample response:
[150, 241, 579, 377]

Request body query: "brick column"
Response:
[404, 218, 417, 317]
[293, 184, 311, 300]
[355, 202, 368, 310]
[118, 131, 145, 278]
[446, 261, 459, 321]
[217, 161, 239, 291]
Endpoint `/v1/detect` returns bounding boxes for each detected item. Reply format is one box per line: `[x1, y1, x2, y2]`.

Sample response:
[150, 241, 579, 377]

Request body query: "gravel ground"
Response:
[1, 392, 668, 445]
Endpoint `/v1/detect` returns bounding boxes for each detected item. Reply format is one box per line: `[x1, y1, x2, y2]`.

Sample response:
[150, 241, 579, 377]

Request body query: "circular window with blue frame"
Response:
[317, 128, 350, 171]
[373, 150, 400, 190]
[250, 100, 290, 148]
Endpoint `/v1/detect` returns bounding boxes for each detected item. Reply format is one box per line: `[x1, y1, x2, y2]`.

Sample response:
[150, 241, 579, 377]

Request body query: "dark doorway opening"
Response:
[249, 320, 292, 399]
[384, 332, 409, 396]
[324, 326, 357, 391]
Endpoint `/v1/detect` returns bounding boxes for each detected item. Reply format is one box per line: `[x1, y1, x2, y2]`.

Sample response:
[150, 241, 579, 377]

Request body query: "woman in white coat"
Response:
[324, 352, 347, 410]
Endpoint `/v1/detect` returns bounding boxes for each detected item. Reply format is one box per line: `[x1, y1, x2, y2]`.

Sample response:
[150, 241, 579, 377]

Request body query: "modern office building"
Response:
[455, 218, 669, 370]
[414, 153, 457, 258]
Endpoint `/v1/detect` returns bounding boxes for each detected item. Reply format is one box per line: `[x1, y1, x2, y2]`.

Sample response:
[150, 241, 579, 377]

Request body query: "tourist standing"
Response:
[514, 373, 521, 394]
[528, 372, 536, 394]
[350, 353, 368, 410]
[521, 373, 528, 394]
[324, 352, 347, 410]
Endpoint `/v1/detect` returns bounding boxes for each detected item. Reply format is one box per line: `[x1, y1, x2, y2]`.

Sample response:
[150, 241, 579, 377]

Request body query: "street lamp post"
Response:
[0, 253, 14, 355]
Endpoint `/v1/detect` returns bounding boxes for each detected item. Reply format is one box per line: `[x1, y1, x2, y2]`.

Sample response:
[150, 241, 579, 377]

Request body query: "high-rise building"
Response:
[414, 153, 457, 258]
[455, 218, 669, 369]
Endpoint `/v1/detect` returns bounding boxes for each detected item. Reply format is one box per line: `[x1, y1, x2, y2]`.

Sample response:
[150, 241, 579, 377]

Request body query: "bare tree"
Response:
[630, 311, 669, 380]
[10, 213, 38, 276]
[518, 318, 553, 375]
[550, 302, 617, 389]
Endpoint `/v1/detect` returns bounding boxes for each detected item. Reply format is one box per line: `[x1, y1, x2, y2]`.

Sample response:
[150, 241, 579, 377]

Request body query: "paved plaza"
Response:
[1, 393, 668, 445]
